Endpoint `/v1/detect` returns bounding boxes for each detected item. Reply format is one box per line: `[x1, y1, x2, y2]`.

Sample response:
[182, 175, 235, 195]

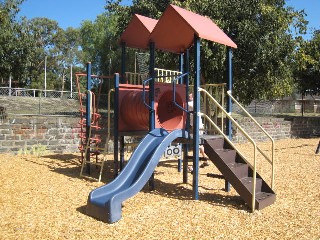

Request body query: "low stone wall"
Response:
[232, 117, 291, 143]
[290, 116, 320, 137]
[232, 116, 320, 143]
[0, 116, 81, 154]
[0, 115, 319, 154]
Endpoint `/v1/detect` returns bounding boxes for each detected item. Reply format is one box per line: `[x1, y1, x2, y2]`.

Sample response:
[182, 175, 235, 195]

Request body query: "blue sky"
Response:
[19, 0, 319, 39]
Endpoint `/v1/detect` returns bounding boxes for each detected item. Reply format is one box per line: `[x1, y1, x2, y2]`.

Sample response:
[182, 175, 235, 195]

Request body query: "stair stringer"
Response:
[204, 138, 276, 210]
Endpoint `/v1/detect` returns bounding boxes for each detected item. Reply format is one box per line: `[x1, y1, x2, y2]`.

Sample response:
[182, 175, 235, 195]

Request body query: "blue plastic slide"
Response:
[86, 128, 188, 223]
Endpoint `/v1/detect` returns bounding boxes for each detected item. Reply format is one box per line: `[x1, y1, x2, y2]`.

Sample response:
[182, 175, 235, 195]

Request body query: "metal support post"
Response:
[85, 62, 92, 174]
[193, 36, 200, 200]
[183, 49, 190, 184]
[149, 42, 156, 190]
[114, 73, 120, 178]
[225, 47, 233, 192]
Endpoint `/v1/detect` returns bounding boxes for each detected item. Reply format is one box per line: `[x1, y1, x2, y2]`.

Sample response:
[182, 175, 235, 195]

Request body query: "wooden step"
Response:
[215, 149, 236, 164]
[240, 177, 263, 194]
[204, 137, 224, 149]
[255, 192, 276, 210]
[227, 162, 248, 179]
[203, 137, 276, 211]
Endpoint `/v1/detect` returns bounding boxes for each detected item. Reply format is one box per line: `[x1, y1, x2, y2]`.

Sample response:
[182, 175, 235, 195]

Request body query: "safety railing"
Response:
[125, 72, 148, 85]
[226, 90, 275, 188]
[125, 68, 182, 85]
[199, 87, 275, 211]
[106, 88, 115, 154]
[155, 68, 181, 83]
[190, 83, 226, 133]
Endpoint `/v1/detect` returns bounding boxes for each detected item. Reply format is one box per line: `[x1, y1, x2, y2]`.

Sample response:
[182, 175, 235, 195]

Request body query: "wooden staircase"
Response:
[204, 137, 276, 210]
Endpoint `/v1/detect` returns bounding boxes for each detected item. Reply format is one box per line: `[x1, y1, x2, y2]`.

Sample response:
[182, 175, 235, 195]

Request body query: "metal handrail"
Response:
[142, 77, 153, 110]
[172, 72, 189, 113]
[106, 88, 115, 154]
[190, 83, 226, 132]
[199, 87, 273, 211]
[226, 90, 275, 189]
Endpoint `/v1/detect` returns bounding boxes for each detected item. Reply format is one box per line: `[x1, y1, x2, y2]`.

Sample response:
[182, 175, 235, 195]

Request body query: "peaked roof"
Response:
[150, 4, 237, 53]
[120, 5, 237, 53]
[120, 14, 158, 50]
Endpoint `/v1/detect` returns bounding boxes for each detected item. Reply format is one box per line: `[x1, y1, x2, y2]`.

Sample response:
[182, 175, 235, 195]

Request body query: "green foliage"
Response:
[0, 0, 25, 81]
[80, 13, 121, 75]
[0, 0, 82, 91]
[1, 0, 314, 106]
[18, 144, 46, 157]
[294, 30, 320, 95]
[104, 0, 307, 104]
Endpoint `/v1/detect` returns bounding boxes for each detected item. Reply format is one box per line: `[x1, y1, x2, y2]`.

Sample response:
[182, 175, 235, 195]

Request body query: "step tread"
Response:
[240, 176, 262, 185]
[255, 191, 275, 201]
[227, 162, 247, 168]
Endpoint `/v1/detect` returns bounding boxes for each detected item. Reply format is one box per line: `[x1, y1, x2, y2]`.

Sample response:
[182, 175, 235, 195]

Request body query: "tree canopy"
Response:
[0, 0, 319, 105]
[294, 30, 320, 96]
[104, 0, 309, 104]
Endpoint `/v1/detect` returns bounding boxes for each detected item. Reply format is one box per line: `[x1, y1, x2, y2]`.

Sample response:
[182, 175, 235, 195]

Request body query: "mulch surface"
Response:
[1, 138, 319, 239]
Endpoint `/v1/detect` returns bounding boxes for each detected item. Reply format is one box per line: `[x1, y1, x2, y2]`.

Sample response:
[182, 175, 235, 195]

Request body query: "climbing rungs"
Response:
[80, 160, 105, 182]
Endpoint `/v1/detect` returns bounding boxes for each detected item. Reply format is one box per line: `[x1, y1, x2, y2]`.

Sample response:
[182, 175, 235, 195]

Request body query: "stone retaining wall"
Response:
[0, 116, 81, 154]
[0, 115, 319, 154]
[232, 116, 320, 143]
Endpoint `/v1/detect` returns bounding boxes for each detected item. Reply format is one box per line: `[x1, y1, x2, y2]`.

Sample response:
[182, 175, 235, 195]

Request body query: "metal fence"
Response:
[0, 87, 79, 99]
[0, 87, 81, 116]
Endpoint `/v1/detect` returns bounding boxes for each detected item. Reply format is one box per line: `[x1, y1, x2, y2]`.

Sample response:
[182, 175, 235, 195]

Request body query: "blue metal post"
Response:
[225, 47, 233, 192]
[149, 42, 156, 190]
[193, 36, 200, 200]
[183, 49, 189, 184]
[121, 42, 126, 84]
[149, 42, 155, 131]
[120, 42, 126, 172]
[85, 62, 92, 174]
[114, 73, 120, 178]
[179, 53, 184, 84]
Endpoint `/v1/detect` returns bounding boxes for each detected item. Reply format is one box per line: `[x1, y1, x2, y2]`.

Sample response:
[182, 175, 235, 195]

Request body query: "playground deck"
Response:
[1, 138, 319, 239]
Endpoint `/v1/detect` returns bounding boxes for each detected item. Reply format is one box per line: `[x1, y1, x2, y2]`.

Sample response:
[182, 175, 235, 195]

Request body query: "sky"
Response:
[18, 0, 320, 39]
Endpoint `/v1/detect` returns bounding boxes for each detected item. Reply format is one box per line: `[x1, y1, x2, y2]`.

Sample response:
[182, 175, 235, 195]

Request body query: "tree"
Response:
[294, 30, 320, 95]
[80, 13, 121, 75]
[49, 27, 81, 92]
[0, 0, 24, 84]
[26, 17, 61, 89]
[104, 0, 307, 104]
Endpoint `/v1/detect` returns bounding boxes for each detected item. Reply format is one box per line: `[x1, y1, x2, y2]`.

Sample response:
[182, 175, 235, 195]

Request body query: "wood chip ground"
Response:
[1, 138, 319, 239]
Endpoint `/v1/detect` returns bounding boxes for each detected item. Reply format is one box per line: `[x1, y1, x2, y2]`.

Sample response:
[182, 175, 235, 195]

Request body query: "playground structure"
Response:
[82, 4, 276, 223]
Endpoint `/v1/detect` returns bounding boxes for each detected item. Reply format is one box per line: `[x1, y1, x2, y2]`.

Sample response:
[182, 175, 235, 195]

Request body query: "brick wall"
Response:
[0, 116, 81, 154]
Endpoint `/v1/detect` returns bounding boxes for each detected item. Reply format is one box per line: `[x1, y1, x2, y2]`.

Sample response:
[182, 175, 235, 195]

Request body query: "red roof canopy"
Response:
[120, 14, 158, 50]
[120, 4, 237, 53]
[150, 4, 237, 53]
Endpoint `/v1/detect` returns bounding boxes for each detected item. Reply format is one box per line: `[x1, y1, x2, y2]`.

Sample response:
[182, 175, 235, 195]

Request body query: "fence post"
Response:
[39, 90, 41, 114]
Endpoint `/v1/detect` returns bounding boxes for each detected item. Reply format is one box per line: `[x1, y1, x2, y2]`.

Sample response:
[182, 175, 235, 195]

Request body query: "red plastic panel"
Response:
[118, 83, 186, 132]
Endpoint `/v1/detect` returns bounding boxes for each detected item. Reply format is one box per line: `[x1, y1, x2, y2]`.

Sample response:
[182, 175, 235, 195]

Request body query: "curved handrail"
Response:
[105, 88, 115, 154]
[190, 83, 226, 132]
[142, 77, 153, 110]
[172, 72, 189, 113]
[200, 112, 257, 211]
[199, 87, 275, 211]
[226, 90, 275, 189]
